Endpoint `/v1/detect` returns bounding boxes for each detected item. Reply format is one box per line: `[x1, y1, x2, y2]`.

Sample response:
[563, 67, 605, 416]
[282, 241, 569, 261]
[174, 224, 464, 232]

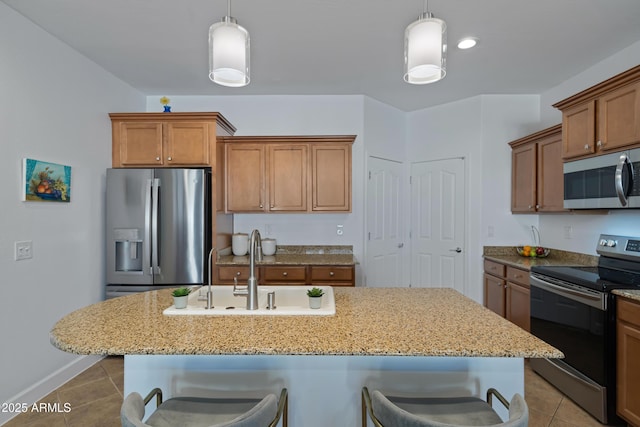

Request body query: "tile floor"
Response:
[4, 357, 616, 427]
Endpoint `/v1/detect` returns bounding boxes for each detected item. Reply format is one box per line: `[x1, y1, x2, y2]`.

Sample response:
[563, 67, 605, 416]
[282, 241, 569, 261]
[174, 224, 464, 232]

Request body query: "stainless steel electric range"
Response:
[529, 234, 640, 425]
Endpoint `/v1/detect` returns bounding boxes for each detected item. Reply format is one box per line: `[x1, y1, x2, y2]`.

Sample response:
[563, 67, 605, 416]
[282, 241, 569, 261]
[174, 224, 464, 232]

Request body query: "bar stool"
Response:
[121, 387, 288, 427]
[362, 387, 527, 427]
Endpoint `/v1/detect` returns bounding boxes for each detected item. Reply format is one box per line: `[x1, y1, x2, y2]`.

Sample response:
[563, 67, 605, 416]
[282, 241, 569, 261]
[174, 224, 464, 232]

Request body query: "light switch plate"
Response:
[15, 240, 33, 261]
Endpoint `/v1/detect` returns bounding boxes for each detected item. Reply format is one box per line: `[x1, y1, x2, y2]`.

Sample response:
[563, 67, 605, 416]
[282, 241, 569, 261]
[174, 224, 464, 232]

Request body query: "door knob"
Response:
[398, 243, 404, 248]
[449, 247, 462, 253]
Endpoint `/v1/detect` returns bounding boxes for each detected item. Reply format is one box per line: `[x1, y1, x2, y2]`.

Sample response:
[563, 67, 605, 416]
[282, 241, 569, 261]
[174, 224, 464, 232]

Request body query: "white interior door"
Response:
[410, 158, 465, 292]
[366, 157, 405, 287]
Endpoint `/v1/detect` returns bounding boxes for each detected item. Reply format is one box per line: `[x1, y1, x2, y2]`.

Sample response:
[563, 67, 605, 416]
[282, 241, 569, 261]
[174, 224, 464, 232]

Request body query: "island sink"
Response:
[163, 285, 335, 316]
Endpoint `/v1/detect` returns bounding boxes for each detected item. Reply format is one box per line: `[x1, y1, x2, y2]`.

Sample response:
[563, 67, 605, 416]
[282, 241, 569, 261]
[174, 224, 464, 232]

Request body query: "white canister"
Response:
[262, 238, 276, 256]
[232, 233, 249, 256]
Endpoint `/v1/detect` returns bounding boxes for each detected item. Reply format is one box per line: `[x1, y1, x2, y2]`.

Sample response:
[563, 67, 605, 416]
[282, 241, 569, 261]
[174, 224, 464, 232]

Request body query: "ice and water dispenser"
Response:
[114, 228, 143, 272]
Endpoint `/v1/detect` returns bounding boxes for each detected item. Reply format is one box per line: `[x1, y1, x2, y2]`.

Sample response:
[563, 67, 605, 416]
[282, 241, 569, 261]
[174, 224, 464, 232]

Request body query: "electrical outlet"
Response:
[336, 224, 344, 236]
[563, 226, 572, 239]
[15, 240, 33, 261]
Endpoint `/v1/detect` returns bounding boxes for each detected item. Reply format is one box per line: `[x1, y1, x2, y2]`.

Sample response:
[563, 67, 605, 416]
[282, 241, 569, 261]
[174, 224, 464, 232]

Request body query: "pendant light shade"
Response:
[209, 10, 250, 87]
[404, 12, 446, 84]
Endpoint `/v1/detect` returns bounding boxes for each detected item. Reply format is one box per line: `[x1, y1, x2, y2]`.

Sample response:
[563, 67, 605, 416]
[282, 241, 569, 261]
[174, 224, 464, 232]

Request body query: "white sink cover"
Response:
[163, 285, 335, 316]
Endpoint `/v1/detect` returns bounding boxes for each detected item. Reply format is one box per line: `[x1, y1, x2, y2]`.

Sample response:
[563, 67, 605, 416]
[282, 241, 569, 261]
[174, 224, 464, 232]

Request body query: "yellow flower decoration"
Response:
[160, 97, 170, 106]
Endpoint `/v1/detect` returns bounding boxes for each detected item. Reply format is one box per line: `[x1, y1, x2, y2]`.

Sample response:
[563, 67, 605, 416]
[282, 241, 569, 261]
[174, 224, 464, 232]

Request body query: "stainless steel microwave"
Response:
[563, 148, 640, 209]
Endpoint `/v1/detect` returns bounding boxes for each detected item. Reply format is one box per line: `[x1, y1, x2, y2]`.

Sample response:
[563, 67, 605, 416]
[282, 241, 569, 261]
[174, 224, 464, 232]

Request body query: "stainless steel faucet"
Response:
[234, 229, 261, 310]
[206, 248, 215, 309]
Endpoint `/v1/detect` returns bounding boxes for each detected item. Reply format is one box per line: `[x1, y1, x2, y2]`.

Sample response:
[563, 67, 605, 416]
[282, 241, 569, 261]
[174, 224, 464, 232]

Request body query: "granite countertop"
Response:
[50, 288, 561, 359]
[483, 246, 598, 270]
[217, 245, 358, 266]
[613, 289, 640, 303]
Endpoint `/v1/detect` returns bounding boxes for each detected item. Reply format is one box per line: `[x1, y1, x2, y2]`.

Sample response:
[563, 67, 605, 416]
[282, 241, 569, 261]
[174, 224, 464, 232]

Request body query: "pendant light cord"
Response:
[227, 0, 231, 17]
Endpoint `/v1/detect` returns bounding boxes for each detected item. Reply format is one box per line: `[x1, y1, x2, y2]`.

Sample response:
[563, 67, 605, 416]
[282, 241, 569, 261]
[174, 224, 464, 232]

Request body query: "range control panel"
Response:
[597, 234, 640, 261]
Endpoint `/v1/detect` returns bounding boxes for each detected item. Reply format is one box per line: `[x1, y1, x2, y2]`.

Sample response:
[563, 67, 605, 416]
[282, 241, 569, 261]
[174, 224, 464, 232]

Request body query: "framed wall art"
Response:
[22, 158, 71, 202]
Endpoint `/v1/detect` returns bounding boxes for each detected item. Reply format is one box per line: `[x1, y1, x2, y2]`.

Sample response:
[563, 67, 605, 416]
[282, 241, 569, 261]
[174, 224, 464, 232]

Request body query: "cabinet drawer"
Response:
[618, 297, 640, 326]
[311, 266, 353, 282]
[484, 260, 506, 277]
[217, 266, 251, 281]
[262, 266, 306, 282]
[506, 266, 529, 287]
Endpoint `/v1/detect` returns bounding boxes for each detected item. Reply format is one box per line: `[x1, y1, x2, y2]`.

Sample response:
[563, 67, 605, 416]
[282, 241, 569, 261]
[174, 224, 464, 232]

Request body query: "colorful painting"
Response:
[22, 158, 71, 202]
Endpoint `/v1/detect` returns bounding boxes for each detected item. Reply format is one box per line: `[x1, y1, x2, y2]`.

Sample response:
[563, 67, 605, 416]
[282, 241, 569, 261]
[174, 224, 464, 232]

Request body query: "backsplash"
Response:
[483, 246, 598, 265]
[276, 245, 353, 255]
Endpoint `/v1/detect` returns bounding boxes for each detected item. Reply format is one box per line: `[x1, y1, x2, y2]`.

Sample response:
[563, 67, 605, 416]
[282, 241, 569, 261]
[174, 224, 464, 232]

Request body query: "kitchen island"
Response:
[51, 288, 561, 426]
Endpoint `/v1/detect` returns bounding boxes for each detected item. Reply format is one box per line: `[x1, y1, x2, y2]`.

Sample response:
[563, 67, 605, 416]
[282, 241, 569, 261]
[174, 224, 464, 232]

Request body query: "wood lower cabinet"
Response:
[483, 259, 530, 331]
[214, 264, 355, 286]
[310, 266, 354, 287]
[509, 124, 566, 213]
[617, 296, 640, 426]
[554, 66, 640, 160]
[110, 112, 236, 167]
[221, 135, 355, 213]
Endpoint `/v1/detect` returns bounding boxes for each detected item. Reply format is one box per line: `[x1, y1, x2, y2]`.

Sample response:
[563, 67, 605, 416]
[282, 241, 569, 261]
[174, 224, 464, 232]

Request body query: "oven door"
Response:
[529, 273, 610, 423]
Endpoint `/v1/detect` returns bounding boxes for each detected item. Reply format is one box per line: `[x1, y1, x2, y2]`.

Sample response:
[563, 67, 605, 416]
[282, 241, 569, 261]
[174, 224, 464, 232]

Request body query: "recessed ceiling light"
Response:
[457, 38, 477, 50]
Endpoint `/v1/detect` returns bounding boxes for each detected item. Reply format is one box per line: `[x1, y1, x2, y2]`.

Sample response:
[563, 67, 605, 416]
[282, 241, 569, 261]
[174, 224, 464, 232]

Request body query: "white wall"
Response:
[0, 3, 144, 417]
[406, 95, 540, 302]
[147, 95, 367, 281]
[536, 39, 640, 254]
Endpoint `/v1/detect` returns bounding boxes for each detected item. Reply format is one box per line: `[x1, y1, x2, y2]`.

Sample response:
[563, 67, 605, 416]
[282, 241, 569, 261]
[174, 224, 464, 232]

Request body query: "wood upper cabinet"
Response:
[221, 135, 355, 213]
[554, 66, 640, 160]
[312, 145, 351, 211]
[617, 296, 640, 426]
[269, 145, 308, 211]
[226, 144, 266, 211]
[110, 112, 236, 167]
[509, 125, 566, 213]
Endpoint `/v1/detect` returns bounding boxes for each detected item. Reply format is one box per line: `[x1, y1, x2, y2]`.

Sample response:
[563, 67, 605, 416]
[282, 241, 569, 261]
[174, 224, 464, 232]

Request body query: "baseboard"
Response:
[0, 354, 103, 426]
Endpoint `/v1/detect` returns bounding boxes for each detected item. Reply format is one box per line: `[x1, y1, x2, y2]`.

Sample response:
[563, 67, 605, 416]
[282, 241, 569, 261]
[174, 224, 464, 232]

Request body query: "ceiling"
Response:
[4, 0, 640, 112]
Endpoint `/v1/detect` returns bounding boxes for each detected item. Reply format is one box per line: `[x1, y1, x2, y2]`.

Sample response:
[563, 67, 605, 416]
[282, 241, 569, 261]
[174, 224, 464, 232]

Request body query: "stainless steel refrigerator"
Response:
[105, 168, 211, 298]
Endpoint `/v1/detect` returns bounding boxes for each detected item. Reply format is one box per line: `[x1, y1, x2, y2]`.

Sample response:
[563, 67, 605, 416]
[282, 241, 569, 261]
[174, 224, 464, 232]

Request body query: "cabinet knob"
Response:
[270, 204, 274, 208]
[528, 205, 533, 210]
[259, 204, 263, 208]
[167, 156, 172, 161]
[597, 140, 603, 149]
[236, 271, 241, 276]
[584, 144, 590, 150]
[282, 272, 288, 276]
[536, 204, 540, 209]
[329, 271, 335, 276]
[156, 156, 161, 161]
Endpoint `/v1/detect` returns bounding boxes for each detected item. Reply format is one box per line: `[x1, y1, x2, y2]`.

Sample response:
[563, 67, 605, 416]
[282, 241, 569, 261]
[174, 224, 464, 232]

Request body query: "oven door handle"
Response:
[530, 275, 605, 310]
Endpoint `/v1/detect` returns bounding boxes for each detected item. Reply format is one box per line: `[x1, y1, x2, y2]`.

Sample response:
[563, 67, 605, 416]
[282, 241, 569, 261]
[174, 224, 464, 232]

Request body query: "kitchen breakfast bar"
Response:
[50, 288, 561, 426]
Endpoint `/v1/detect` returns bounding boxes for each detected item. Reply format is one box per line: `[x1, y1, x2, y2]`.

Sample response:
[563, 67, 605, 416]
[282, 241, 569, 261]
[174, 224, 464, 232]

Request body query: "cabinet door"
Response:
[511, 142, 536, 213]
[562, 100, 596, 159]
[226, 145, 266, 212]
[164, 122, 210, 165]
[269, 145, 308, 211]
[536, 134, 565, 212]
[483, 273, 505, 317]
[116, 122, 164, 166]
[506, 282, 530, 331]
[617, 298, 640, 426]
[311, 145, 351, 212]
[598, 81, 640, 152]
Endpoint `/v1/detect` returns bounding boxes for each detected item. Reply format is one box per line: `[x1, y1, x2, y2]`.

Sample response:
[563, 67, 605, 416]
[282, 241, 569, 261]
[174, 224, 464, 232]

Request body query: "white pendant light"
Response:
[404, 3, 446, 85]
[209, 0, 250, 87]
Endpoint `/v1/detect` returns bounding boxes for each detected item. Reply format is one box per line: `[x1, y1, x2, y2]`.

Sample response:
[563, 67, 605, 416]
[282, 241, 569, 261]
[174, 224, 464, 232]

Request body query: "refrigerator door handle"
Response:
[144, 178, 153, 275]
[151, 178, 161, 275]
